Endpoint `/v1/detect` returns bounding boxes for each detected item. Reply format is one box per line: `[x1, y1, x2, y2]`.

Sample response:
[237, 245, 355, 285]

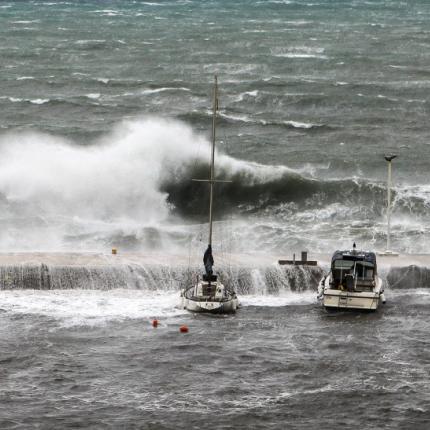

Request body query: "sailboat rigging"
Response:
[180, 75, 239, 313]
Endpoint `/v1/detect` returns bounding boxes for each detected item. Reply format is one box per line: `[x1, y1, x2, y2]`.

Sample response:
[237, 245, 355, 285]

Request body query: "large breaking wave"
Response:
[0, 117, 429, 251]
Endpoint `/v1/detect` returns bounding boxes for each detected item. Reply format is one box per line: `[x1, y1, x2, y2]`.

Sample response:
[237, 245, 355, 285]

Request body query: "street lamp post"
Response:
[381, 154, 398, 256]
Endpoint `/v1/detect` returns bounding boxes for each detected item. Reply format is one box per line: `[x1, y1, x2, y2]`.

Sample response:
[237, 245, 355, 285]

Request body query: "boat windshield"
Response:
[354, 261, 375, 280]
[333, 260, 355, 270]
[331, 259, 354, 287]
[331, 258, 376, 288]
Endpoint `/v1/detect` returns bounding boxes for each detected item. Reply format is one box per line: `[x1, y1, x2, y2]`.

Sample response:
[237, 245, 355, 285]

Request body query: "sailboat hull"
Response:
[181, 297, 239, 314]
[180, 280, 239, 314]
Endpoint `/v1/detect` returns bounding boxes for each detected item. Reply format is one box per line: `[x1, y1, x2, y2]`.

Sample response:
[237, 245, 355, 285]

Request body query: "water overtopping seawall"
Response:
[0, 253, 429, 292]
[0, 262, 324, 294]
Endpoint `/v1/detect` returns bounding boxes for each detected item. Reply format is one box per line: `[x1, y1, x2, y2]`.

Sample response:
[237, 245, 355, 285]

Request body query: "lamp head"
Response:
[384, 154, 397, 162]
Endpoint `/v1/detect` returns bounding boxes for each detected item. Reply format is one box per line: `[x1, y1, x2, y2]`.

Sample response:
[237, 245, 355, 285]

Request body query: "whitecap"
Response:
[75, 39, 106, 45]
[272, 46, 327, 59]
[274, 53, 328, 59]
[218, 111, 254, 123]
[16, 76, 35, 81]
[86, 93, 101, 99]
[30, 98, 50, 104]
[284, 120, 317, 129]
[8, 97, 50, 104]
[11, 20, 40, 24]
[285, 19, 313, 26]
[236, 90, 259, 102]
[141, 87, 190, 95]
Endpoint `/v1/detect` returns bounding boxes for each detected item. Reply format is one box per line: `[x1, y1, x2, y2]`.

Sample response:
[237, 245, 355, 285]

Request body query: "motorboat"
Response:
[180, 76, 239, 314]
[317, 244, 386, 311]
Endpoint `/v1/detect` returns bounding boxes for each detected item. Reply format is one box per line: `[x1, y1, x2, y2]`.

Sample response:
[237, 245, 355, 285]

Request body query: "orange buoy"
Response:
[152, 319, 158, 328]
[179, 325, 189, 333]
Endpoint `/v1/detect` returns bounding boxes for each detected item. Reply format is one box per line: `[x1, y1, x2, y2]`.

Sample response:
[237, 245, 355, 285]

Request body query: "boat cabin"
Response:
[330, 250, 377, 292]
[189, 274, 225, 300]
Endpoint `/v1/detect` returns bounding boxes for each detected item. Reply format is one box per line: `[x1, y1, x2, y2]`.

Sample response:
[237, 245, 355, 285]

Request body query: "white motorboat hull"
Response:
[318, 276, 385, 311]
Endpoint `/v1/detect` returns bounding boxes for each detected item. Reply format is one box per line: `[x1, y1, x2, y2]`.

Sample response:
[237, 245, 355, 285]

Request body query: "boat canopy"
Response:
[331, 250, 376, 267]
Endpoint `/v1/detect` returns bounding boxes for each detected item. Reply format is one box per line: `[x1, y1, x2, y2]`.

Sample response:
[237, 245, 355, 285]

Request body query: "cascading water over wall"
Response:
[0, 261, 428, 292]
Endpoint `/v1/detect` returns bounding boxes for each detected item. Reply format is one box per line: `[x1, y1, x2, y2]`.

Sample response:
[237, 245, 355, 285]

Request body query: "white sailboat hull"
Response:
[181, 296, 239, 313]
[180, 280, 239, 314]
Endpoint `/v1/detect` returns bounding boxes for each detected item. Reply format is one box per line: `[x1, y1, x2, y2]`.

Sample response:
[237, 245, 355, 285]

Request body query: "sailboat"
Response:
[180, 76, 239, 313]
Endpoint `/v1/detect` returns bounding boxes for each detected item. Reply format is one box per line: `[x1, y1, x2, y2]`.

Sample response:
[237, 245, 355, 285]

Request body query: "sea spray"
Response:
[0, 118, 429, 252]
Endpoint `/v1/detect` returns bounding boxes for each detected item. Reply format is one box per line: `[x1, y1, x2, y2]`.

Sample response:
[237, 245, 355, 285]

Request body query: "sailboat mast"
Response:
[208, 75, 218, 247]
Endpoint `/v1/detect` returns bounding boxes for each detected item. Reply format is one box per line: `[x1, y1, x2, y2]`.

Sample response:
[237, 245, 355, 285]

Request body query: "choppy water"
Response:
[1, 286, 429, 429]
[1, 1, 430, 428]
[0, 260, 429, 428]
[1, 0, 430, 253]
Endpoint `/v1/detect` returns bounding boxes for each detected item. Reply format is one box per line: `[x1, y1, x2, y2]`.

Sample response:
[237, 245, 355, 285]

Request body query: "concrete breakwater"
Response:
[0, 252, 428, 292]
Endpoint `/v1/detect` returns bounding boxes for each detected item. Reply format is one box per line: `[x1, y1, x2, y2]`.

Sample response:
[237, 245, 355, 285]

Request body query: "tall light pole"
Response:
[382, 154, 398, 256]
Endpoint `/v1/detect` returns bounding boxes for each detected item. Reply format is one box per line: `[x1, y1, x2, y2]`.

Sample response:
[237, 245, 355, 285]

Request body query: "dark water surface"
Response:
[0, 289, 429, 429]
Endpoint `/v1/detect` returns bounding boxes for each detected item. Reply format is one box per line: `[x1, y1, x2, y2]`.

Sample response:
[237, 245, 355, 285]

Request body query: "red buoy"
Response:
[179, 325, 189, 333]
[152, 319, 158, 328]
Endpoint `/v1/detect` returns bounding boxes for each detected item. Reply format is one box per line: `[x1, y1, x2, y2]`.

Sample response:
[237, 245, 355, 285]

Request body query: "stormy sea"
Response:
[0, 0, 429, 428]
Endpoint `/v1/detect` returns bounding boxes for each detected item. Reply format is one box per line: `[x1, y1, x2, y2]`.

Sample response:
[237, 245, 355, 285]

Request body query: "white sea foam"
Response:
[75, 39, 106, 45]
[284, 120, 316, 129]
[8, 97, 49, 104]
[236, 90, 259, 102]
[86, 93, 101, 99]
[241, 292, 316, 307]
[0, 289, 318, 328]
[272, 46, 328, 59]
[275, 53, 328, 59]
[395, 184, 430, 208]
[0, 290, 187, 327]
[92, 9, 123, 16]
[141, 87, 190, 95]
[11, 20, 40, 24]
[285, 19, 317, 25]
[16, 76, 35, 81]
[30, 98, 50, 104]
